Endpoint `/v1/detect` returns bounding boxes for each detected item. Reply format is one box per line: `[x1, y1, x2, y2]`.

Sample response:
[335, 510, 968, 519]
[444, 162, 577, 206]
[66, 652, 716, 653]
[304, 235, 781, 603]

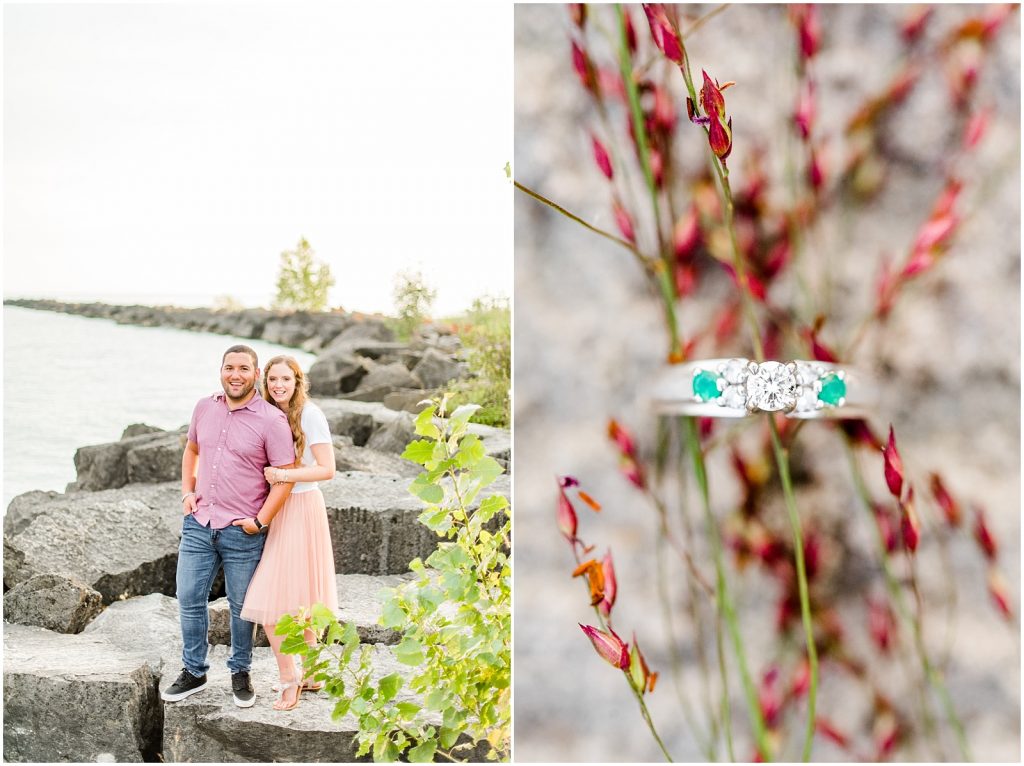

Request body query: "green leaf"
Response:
[425, 687, 447, 710]
[439, 726, 460, 749]
[476, 494, 507, 523]
[273, 613, 296, 635]
[280, 633, 308, 655]
[414, 406, 440, 439]
[332, 698, 351, 720]
[378, 673, 403, 702]
[381, 598, 407, 629]
[409, 476, 444, 504]
[418, 506, 451, 533]
[470, 456, 504, 487]
[395, 701, 421, 719]
[407, 740, 437, 763]
[394, 638, 425, 666]
[401, 439, 436, 464]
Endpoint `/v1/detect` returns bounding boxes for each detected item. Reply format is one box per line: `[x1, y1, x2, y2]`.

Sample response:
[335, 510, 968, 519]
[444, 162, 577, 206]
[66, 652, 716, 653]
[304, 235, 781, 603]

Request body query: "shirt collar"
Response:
[214, 390, 265, 411]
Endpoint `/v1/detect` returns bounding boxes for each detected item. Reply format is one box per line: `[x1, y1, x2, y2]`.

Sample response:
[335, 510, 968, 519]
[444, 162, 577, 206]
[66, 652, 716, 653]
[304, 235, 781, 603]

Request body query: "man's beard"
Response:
[223, 378, 256, 403]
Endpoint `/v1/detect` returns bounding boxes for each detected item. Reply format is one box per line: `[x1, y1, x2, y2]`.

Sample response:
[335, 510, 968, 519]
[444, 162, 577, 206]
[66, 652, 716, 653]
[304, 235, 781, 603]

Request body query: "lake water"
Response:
[3, 306, 315, 508]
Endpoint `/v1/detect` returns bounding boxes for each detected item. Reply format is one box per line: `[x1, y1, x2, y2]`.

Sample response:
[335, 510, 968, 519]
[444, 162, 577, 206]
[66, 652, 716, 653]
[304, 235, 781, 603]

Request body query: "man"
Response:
[161, 345, 296, 707]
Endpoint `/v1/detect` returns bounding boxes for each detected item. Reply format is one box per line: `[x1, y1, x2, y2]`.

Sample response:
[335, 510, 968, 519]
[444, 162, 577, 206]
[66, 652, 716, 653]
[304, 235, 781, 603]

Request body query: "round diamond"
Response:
[692, 370, 722, 401]
[818, 373, 847, 406]
[721, 385, 746, 409]
[795, 361, 821, 386]
[721, 358, 751, 385]
[746, 362, 798, 412]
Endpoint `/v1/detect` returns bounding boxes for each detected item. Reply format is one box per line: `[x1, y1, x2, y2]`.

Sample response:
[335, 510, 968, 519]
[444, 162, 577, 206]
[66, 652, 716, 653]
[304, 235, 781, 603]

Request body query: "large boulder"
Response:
[322, 319, 395, 353]
[365, 413, 416, 455]
[319, 471, 510, 575]
[121, 423, 165, 439]
[260, 311, 322, 347]
[324, 410, 375, 446]
[307, 350, 367, 396]
[83, 592, 182, 667]
[347, 362, 421, 402]
[3, 483, 182, 602]
[161, 644, 425, 763]
[208, 572, 412, 647]
[4, 490, 62, 535]
[411, 348, 463, 389]
[382, 388, 435, 413]
[3, 624, 162, 762]
[127, 432, 187, 484]
[3, 573, 103, 633]
[73, 430, 183, 492]
[333, 436, 421, 477]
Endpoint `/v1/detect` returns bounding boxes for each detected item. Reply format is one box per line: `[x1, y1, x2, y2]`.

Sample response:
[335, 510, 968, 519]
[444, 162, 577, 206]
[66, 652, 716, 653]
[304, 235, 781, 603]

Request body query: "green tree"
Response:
[273, 237, 335, 311]
[392, 269, 436, 339]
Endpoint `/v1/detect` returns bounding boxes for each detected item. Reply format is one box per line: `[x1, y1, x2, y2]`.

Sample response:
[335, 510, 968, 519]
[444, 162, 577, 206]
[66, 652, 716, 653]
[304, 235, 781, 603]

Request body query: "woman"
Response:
[240, 355, 338, 710]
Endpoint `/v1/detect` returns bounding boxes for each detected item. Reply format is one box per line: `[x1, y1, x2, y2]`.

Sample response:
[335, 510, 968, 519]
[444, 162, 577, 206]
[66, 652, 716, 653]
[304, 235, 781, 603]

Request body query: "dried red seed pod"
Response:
[883, 425, 904, 499]
[900, 486, 920, 553]
[643, 3, 684, 64]
[929, 472, 961, 527]
[973, 505, 998, 561]
[612, 199, 636, 244]
[591, 135, 613, 180]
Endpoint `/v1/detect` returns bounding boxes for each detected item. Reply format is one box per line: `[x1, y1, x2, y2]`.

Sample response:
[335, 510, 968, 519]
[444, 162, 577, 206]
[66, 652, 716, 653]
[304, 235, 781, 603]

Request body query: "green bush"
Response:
[276, 395, 510, 762]
[391, 270, 437, 340]
[448, 297, 510, 428]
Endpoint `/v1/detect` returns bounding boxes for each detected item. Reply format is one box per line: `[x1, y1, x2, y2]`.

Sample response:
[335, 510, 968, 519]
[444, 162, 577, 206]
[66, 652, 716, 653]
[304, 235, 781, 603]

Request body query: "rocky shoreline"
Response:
[5, 298, 474, 406]
[3, 356, 510, 762]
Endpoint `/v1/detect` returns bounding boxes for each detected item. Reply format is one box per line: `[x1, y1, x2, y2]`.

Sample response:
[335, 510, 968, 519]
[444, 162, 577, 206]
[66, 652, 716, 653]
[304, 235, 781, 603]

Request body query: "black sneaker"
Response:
[232, 670, 255, 708]
[161, 668, 207, 702]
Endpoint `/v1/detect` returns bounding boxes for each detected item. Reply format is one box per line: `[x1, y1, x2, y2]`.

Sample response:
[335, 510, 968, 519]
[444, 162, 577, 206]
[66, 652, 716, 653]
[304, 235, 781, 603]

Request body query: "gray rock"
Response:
[4, 490, 62, 536]
[345, 340, 411, 360]
[320, 471, 510, 575]
[73, 430, 173, 491]
[339, 384, 412, 403]
[126, 432, 186, 484]
[307, 350, 367, 396]
[3, 624, 162, 762]
[411, 348, 463, 389]
[208, 572, 412, 647]
[365, 413, 416, 454]
[261, 311, 322, 347]
[324, 410, 375, 446]
[83, 592, 182, 667]
[3, 573, 103, 633]
[354, 361, 421, 399]
[121, 423, 165, 439]
[161, 643, 427, 763]
[333, 436, 422, 477]
[3, 483, 182, 602]
[323, 319, 395, 353]
[382, 388, 436, 413]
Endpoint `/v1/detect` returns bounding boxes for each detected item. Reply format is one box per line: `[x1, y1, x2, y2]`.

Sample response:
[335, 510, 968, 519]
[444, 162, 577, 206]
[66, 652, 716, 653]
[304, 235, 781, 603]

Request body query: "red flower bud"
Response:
[758, 665, 783, 728]
[599, 550, 617, 617]
[804, 326, 838, 363]
[964, 106, 993, 150]
[612, 199, 636, 243]
[672, 207, 701, 261]
[700, 70, 727, 118]
[816, 718, 850, 750]
[867, 595, 896, 653]
[874, 503, 901, 554]
[708, 115, 734, 162]
[792, 4, 821, 61]
[808, 145, 826, 191]
[839, 418, 882, 450]
[591, 134, 613, 180]
[642, 4, 684, 64]
[568, 3, 587, 30]
[674, 262, 697, 297]
[929, 472, 961, 527]
[623, 7, 638, 54]
[987, 569, 1013, 620]
[900, 486, 920, 553]
[722, 263, 766, 303]
[556, 480, 578, 542]
[972, 505, 998, 561]
[571, 40, 596, 94]
[607, 419, 637, 457]
[794, 79, 815, 139]
[901, 6, 933, 44]
[579, 624, 630, 669]
[883, 425, 904, 499]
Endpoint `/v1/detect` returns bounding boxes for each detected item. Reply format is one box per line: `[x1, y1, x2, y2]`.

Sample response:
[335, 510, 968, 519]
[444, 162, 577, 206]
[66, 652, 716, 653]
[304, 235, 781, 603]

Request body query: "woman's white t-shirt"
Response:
[291, 402, 333, 494]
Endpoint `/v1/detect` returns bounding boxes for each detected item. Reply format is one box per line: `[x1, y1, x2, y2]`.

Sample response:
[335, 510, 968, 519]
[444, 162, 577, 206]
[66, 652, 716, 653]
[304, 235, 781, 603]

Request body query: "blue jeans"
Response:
[177, 513, 265, 676]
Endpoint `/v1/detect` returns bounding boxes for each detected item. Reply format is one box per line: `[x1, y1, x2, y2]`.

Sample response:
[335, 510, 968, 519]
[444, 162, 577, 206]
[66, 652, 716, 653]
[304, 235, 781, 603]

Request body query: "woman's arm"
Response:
[264, 442, 336, 484]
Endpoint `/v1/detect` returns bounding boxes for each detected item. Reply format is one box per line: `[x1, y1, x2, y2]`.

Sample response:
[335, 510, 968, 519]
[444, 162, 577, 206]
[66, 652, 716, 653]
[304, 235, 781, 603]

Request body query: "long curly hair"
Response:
[262, 355, 309, 463]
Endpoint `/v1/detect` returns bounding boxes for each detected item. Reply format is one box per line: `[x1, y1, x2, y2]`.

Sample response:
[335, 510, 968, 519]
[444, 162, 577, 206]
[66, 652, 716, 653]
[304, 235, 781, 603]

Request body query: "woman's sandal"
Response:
[273, 681, 302, 711]
[272, 678, 324, 692]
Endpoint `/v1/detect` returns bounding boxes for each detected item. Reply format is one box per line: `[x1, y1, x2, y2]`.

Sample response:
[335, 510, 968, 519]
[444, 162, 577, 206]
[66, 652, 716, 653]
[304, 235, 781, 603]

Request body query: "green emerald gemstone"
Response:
[692, 370, 722, 401]
[818, 373, 846, 406]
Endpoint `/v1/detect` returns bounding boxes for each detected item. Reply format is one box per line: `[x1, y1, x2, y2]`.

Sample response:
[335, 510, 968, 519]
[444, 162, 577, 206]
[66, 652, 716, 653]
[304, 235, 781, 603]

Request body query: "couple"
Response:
[161, 345, 338, 711]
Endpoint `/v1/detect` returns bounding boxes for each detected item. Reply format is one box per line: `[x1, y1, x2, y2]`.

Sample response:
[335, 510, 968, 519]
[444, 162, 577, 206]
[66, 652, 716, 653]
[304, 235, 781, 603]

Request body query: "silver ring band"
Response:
[649, 358, 876, 419]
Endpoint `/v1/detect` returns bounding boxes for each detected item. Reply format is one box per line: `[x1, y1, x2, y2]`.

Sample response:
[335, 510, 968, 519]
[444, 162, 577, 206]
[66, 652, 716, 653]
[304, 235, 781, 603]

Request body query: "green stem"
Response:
[627, 675, 676, 762]
[684, 418, 770, 760]
[766, 418, 819, 761]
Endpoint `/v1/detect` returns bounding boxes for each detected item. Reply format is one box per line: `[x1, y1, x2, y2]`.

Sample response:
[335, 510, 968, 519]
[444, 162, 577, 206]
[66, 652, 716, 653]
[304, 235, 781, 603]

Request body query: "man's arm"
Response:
[233, 461, 297, 534]
[181, 440, 200, 516]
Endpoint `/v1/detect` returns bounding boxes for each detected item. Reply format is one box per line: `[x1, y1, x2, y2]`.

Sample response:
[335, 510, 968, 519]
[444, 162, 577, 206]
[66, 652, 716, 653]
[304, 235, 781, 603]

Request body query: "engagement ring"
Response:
[650, 358, 875, 419]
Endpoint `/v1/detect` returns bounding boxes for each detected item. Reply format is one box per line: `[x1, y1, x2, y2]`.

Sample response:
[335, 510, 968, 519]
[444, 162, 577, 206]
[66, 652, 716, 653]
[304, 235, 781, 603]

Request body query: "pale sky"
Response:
[3, 2, 512, 316]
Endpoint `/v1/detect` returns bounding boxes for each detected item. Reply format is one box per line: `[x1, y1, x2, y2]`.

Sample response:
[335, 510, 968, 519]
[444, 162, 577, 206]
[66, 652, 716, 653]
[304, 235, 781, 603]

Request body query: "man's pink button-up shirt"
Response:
[186, 391, 295, 529]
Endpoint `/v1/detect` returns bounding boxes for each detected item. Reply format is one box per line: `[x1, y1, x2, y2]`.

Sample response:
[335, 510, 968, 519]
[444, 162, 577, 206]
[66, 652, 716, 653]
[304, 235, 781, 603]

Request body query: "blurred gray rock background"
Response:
[514, 4, 1019, 762]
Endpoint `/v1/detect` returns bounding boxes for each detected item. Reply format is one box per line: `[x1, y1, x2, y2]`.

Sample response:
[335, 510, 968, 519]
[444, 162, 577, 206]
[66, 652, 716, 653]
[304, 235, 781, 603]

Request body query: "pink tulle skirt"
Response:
[240, 488, 338, 626]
